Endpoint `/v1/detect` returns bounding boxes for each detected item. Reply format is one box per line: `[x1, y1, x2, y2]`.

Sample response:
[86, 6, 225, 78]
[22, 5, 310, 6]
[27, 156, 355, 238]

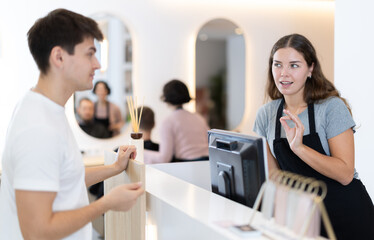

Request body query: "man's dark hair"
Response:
[27, 8, 103, 74]
[138, 106, 155, 131]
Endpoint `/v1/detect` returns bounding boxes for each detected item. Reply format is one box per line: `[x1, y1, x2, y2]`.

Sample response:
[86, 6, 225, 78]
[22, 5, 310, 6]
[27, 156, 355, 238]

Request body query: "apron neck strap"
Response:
[307, 101, 316, 134]
[275, 98, 285, 139]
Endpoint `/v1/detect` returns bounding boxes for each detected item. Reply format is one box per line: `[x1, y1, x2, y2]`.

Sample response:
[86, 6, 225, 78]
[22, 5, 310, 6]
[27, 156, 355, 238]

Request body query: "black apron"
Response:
[94, 101, 112, 137]
[273, 98, 374, 240]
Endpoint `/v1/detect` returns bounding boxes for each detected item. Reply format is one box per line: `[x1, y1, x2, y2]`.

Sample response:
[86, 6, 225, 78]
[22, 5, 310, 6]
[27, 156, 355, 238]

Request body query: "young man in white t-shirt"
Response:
[0, 9, 144, 240]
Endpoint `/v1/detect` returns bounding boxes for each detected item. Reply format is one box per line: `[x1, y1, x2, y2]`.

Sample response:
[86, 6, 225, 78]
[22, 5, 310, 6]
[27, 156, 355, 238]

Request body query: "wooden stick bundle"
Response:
[127, 96, 144, 133]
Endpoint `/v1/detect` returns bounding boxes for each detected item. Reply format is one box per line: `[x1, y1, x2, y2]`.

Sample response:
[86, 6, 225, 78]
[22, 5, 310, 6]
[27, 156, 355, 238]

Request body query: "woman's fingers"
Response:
[281, 109, 306, 151]
[280, 115, 291, 121]
[279, 117, 291, 132]
[280, 117, 296, 143]
[283, 109, 304, 129]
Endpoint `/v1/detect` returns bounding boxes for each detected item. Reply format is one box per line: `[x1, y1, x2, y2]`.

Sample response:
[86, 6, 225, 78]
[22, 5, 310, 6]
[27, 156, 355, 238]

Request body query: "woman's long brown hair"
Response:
[266, 34, 351, 114]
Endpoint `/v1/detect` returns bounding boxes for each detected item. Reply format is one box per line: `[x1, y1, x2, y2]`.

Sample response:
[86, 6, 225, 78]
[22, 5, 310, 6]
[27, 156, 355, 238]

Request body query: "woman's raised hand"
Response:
[279, 109, 305, 154]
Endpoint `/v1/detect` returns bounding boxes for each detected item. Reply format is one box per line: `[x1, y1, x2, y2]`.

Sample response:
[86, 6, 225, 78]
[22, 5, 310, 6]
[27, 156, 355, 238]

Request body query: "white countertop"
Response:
[150, 161, 211, 190]
[146, 162, 271, 240]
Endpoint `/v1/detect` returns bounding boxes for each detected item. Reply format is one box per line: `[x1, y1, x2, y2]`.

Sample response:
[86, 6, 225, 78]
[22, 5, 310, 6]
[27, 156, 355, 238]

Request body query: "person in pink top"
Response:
[144, 79, 210, 164]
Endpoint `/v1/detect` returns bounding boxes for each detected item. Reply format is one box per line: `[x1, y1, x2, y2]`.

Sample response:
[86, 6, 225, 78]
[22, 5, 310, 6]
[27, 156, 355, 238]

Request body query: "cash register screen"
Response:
[208, 129, 268, 207]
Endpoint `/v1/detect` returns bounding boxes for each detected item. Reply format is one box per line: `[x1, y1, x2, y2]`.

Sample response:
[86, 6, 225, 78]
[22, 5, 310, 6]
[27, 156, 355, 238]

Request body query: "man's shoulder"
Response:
[15, 91, 64, 115]
[8, 91, 67, 139]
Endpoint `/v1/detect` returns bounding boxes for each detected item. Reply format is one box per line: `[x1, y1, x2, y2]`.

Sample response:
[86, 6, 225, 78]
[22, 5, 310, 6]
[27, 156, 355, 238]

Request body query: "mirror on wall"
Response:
[74, 14, 133, 139]
[195, 18, 245, 130]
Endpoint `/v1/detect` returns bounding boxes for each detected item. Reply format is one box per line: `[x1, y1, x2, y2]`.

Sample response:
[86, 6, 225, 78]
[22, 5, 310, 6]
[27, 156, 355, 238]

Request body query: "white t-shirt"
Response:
[0, 91, 91, 239]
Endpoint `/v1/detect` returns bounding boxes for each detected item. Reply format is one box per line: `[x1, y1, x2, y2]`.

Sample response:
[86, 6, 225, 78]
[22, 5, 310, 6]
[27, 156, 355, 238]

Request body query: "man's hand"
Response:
[103, 182, 144, 212]
[114, 145, 137, 173]
[85, 145, 137, 187]
[15, 182, 144, 239]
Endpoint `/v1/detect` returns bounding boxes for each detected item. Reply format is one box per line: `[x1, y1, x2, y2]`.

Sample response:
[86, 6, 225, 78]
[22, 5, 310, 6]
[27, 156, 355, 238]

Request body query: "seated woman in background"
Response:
[138, 106, 159, 151]
[144, 79, 210, 164]
[93, 80, 124, 137]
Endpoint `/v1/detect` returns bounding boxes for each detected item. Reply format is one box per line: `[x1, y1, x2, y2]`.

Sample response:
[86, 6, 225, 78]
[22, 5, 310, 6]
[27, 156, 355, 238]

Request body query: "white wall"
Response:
[227, 35, 245, 130]
[335, 0, 374, 199]
[195, 39, 226, 88]
[0, 0, 335, 176]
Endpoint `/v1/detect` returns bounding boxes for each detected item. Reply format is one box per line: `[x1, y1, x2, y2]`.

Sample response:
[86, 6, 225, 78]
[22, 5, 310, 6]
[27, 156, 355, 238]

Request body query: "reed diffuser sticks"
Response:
[127, 96, 144, 133]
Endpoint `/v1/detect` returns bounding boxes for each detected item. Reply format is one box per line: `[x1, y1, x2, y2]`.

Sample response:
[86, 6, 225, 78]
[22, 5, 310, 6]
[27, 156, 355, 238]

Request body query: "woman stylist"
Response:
[92, 80, 124, 137]
[253, 34, 374, 239]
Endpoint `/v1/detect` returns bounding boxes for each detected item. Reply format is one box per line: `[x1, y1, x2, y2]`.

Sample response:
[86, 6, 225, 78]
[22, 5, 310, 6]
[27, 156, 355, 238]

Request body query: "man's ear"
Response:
[49, 46, 64, 69]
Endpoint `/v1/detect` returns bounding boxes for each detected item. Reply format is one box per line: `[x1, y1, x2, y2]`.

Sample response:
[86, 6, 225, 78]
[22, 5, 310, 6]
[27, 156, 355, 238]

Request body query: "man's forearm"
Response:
[16, 190, 109, 240]
[43, 198, 108, 240]
[85, 164, 120, 187]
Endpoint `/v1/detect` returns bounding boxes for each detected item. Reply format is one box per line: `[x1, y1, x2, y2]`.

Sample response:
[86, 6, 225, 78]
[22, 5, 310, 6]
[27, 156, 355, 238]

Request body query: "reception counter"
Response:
[0, 157, 292, 239]
[145, 161, 270, 240]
